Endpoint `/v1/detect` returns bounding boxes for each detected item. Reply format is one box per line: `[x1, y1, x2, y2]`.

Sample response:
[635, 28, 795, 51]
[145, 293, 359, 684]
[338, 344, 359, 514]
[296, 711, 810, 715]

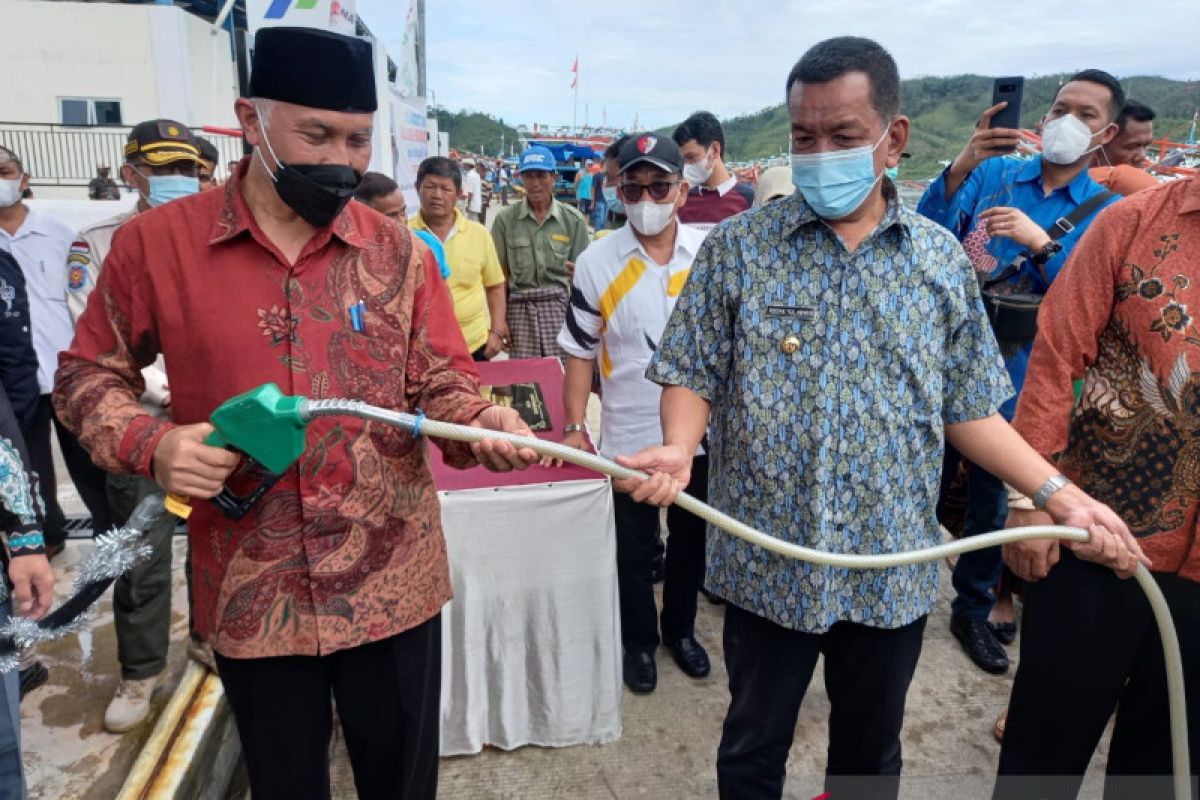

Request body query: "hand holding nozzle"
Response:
[153, 423, 240, 499]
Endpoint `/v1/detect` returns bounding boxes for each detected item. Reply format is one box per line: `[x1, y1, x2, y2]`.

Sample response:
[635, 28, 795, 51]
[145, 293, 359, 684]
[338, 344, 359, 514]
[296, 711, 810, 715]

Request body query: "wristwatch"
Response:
[1029, 240, 1063, 267]
[563, 423, 586, 434]
[1032, 474, 1072, 511]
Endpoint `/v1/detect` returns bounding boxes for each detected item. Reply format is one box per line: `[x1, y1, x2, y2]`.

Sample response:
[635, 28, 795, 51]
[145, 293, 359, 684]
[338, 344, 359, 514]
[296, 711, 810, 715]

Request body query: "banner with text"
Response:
[246, 0, 356, 35]
[391, 93, 428, 212]
[394, 0, 422, 97]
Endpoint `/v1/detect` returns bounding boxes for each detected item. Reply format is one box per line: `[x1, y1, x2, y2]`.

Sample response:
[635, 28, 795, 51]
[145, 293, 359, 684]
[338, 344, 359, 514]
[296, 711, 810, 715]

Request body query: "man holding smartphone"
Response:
[918, 69, 1123, 676]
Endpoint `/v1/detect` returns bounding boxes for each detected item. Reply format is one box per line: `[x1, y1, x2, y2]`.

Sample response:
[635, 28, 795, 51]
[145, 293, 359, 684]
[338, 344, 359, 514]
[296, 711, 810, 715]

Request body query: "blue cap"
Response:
[518, 146, 557, 173]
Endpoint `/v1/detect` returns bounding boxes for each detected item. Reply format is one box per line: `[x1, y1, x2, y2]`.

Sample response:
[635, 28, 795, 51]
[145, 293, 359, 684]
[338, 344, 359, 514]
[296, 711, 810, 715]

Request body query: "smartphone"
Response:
[990, 76, 1025, 130]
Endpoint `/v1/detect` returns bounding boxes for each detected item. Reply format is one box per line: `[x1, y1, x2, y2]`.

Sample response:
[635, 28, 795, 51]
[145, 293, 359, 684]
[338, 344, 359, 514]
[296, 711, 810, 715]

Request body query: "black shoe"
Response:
[19, 661, 48, 700]
[623, 651, 657, 694]
[666, 636, 710, 678]
[950, 615, 1009, 674]
[989, 620, 1018, 646]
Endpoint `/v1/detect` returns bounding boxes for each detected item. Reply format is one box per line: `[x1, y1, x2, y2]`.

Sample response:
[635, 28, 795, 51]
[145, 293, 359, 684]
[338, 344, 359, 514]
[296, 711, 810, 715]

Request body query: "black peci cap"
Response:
[618, 133, 683, 175]
[250, 27, 377, 113]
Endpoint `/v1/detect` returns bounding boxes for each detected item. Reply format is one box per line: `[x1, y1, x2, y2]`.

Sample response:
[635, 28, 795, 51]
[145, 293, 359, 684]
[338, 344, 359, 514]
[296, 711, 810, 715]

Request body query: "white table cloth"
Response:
[438, 478, 622, 755]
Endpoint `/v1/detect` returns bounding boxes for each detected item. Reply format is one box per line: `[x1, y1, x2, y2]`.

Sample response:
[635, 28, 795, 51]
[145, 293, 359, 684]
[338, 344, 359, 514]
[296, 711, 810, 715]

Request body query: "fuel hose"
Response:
[302, 397, 1192, 798]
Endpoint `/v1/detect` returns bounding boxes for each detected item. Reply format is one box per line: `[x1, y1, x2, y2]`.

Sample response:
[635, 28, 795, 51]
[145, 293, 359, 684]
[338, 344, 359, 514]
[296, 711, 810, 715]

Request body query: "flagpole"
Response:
[573, 54, 579, 137]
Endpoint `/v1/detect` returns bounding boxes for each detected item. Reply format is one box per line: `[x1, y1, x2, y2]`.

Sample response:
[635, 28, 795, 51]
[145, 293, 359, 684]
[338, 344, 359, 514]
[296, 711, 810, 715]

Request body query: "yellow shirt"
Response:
[410, 208, 505, 352]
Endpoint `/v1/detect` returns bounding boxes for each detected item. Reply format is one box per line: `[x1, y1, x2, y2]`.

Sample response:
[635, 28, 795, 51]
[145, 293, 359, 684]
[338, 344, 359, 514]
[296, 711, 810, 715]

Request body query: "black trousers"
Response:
[717, 603, 927, 800]
[996, 550, 1200, 800]
[215, 614, 442, 800]
[611, 455, 708, 652]
[24, 394, 111, 547]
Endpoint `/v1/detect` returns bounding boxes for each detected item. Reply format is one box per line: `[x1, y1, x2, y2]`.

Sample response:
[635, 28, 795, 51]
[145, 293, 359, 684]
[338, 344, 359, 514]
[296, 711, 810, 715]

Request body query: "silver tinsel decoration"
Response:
[0, 520, 154, 665]
[0, 613, 94, 653]
[74, 523, 154, 588]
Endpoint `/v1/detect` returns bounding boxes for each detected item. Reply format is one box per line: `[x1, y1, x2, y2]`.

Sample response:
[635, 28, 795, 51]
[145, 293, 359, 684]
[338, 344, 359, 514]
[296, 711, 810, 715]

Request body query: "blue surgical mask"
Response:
[136, 170, 199, 208]
[602, 185, 622, 212]
[790, 127, 889, 219]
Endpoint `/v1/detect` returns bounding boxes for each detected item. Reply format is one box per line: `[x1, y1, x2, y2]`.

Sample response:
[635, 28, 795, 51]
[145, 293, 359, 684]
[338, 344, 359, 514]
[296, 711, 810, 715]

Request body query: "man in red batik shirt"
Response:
[52, 26, 537, 800]
[996, 175, 1200, 798]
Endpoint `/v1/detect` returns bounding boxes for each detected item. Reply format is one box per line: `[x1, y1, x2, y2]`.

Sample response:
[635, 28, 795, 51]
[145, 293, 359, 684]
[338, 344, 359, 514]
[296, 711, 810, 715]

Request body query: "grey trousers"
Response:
[106, 473, 176, 680]
[0, 601, 25, 799]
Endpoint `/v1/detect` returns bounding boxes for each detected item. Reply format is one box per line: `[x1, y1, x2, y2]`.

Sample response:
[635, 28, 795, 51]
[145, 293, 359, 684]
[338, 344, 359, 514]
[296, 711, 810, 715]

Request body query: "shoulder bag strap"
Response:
[1045, 190, 1116, 242]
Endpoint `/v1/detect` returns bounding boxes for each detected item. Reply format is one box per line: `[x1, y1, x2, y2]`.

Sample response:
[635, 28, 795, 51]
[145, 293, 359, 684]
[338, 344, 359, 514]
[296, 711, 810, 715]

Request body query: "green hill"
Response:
[664, 75, 1199, 180]
[432, 107, 520, 158]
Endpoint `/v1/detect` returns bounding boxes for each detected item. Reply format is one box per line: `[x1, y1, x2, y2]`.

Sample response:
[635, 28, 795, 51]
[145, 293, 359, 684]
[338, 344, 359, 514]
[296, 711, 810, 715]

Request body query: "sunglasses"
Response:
[618, 180, 680, 203]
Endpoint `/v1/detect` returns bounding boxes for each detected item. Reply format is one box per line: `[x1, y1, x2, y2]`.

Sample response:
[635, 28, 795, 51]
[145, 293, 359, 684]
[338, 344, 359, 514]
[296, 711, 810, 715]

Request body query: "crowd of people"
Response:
[0, 23, 1193, 800]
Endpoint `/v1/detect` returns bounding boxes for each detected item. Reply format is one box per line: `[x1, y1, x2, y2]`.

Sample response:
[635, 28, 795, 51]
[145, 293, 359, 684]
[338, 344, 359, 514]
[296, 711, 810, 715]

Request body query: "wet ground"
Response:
[21, 538, 194, 800]
[330, 563, 1112, 800]
[26, 535, 1113, 800]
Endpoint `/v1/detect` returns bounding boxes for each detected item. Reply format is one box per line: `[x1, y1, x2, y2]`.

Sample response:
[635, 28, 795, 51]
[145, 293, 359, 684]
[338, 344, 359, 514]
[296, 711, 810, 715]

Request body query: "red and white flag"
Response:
[570, 56, 578, 88]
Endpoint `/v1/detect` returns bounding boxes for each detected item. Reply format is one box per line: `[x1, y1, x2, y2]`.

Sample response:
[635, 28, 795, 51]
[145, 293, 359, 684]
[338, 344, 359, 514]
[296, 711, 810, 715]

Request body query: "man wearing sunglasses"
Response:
[558, 134, 711, 694]
[64, 119, 203, 733]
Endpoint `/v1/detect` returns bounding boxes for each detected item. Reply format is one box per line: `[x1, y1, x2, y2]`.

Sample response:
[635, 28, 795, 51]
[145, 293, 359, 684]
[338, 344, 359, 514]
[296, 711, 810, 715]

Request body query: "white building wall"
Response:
[0, 0, 238, 128]
[181, 8, 241, 127]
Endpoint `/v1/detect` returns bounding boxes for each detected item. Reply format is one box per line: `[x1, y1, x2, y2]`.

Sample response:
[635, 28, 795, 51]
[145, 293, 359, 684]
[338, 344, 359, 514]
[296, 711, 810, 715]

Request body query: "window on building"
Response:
[93, 101, 123, 125]
[60, 99, 89, 126]
[59, 98, 123, 126]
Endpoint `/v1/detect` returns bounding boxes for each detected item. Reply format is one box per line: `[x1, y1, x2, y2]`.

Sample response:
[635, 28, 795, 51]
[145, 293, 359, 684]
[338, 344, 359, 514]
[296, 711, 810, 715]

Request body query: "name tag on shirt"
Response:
[766, 304, 817, 320]
[551, 234, 571, 243]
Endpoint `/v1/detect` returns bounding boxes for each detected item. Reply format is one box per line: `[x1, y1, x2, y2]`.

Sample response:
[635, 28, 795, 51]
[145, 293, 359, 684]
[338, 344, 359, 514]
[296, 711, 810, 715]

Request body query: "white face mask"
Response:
[626, 199, 676, 236]
[682, 147, 715, 186]
[1041, 114, 1104, 165]
[0, 178, 22, 208]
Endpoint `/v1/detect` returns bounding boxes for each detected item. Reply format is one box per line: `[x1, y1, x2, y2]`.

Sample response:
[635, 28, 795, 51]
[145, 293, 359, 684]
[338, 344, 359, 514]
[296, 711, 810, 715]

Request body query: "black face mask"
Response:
[256, 119, 363, 228]
[271, 161, 361, 228]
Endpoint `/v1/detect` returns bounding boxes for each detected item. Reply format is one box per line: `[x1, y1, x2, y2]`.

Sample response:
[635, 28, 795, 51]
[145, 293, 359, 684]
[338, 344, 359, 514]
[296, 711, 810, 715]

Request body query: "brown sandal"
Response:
[993, 709, 1007, 743]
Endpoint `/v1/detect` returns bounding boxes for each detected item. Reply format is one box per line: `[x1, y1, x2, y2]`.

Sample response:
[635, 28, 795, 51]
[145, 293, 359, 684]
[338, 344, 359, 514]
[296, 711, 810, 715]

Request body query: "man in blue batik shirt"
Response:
[617, 39, 1145, 800]
[918, 69, 1123, 677]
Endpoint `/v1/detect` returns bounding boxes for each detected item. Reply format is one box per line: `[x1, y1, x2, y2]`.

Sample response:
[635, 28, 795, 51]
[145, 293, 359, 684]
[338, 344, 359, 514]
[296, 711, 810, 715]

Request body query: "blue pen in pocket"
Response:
[349, 299, 366, 332]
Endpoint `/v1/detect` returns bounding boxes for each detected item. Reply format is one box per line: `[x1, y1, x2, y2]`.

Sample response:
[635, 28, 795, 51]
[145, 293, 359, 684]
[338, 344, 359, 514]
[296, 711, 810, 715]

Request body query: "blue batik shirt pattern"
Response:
[647, 189, 1013, 633]
[917, 155, 1118, 418]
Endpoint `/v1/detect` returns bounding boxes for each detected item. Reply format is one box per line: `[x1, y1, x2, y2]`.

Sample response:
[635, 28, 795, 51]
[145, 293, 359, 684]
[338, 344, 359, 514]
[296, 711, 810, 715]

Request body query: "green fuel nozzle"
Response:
[204, 383, 309, 474]
[166, 383, 311, 520]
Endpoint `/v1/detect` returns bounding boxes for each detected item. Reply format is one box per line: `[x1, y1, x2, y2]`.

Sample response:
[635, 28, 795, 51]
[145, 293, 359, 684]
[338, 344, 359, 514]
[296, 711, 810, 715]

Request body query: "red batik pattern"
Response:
[54, 164, 491, 657]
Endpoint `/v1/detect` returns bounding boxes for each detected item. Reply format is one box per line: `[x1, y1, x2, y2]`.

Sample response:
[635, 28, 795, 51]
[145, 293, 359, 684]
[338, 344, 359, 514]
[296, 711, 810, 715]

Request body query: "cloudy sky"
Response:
[358, 0, 1198, 130]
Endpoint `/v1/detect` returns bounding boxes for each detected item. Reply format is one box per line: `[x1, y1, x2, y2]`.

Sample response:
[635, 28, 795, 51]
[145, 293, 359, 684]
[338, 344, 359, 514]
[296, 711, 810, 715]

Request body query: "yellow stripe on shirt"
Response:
[599, 257, 648, 321]
[598, 256, 648, 378]
[667, 268, 691, 298]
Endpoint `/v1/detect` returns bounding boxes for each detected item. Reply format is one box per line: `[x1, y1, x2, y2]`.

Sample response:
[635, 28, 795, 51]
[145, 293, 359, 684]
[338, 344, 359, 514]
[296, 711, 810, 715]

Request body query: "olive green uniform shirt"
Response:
[490, 198, 589, 292]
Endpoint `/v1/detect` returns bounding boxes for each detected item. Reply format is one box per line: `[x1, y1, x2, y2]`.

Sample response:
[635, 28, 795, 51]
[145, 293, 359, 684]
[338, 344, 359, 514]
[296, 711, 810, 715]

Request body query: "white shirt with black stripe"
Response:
[557, 221, 706, 460]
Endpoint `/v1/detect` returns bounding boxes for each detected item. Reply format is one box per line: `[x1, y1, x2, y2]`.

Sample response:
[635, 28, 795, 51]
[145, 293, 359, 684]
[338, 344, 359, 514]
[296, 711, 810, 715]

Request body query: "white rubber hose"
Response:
[302, 398, 1191, 797]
